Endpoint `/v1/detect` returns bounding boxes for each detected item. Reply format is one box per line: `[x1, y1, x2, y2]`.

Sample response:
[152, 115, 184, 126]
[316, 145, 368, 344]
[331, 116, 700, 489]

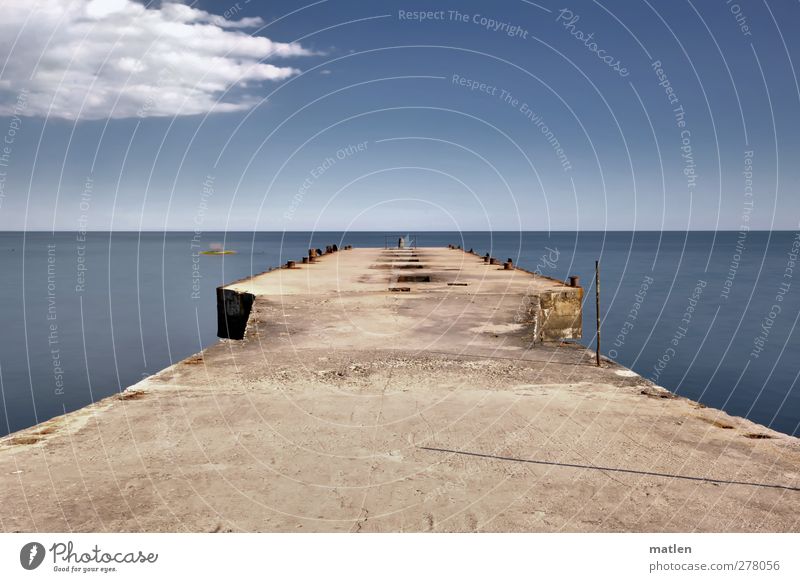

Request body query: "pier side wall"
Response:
[524, 288, 583, 342]
[216, 287, 255, 339]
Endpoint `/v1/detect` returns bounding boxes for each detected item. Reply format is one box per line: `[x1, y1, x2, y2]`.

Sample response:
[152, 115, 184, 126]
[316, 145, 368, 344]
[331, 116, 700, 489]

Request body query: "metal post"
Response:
[595, 260, 601, 367]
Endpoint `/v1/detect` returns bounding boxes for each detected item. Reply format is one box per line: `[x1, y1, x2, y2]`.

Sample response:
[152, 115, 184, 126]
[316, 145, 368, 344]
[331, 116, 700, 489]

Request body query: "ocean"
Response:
[1, 231, 798, 437]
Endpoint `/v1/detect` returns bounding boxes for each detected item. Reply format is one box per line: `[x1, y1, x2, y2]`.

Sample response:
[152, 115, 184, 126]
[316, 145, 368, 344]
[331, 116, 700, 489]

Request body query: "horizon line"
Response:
[0, 229, 791, 233]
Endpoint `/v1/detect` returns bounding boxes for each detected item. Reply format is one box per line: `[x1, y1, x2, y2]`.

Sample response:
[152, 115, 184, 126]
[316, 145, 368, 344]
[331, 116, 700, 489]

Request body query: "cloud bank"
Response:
[0, 0, 313, 120]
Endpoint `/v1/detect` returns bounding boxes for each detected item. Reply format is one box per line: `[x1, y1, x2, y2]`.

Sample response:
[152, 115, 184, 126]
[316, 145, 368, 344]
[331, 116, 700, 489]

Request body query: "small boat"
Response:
[200, 243, 236, 255]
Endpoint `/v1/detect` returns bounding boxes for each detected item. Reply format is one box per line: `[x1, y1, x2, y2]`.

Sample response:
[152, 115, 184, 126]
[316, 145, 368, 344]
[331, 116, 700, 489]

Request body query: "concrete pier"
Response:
[1, 247, 798, 532]
[217, 246, 583, 344]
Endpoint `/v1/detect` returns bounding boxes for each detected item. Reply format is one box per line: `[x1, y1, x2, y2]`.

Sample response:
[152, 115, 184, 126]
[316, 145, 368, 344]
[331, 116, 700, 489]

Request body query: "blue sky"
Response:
[0, 0, 798, 231]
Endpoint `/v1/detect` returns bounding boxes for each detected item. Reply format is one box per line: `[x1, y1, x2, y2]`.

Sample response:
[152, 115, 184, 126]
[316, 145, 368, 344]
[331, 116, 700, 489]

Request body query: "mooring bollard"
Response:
[489, 257, 498, 265]
[302, 257, 309, 264]
[569, 275, 580, 287]
[287, 260, 296, 269]
[483, 256, 490, 263]
[503, 262, 511, 270]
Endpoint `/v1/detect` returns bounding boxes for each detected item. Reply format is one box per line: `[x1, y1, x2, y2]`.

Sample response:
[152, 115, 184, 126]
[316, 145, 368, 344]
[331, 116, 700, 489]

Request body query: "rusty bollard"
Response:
[483, 256, 490, 263]
[503, 262, 512, 270]
[287, 260, 296, 269]
[302, 257, 309, 264]
[569, 275, 580, 287]
[489, 257, 498, 265]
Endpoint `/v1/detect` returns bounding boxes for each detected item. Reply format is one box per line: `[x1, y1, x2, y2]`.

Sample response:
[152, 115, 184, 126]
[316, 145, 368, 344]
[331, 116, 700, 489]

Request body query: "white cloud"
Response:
[0, 0, 313, 120]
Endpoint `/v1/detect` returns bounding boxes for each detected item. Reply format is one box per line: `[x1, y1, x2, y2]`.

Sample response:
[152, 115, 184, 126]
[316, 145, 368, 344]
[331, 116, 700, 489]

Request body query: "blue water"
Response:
[1, 231, 798, 437]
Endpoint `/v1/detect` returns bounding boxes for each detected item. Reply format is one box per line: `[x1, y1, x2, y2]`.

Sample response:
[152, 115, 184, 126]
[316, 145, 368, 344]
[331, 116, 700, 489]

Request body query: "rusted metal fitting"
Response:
[569, 275, 580, 287]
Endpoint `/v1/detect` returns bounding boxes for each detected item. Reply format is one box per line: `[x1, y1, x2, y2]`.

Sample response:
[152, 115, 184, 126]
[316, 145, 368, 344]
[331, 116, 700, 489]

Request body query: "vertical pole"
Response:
[595, 260, 601, 367]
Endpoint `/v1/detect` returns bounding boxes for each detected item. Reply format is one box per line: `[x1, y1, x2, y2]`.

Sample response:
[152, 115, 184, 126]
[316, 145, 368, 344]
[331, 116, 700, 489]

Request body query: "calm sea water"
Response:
[1, 231, 798, 437]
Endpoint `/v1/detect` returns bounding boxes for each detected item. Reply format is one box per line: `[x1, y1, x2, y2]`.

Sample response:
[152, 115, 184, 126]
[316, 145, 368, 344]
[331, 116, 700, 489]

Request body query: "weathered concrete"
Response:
[1, 247, 798, 532]
[218, 246, 582, 344]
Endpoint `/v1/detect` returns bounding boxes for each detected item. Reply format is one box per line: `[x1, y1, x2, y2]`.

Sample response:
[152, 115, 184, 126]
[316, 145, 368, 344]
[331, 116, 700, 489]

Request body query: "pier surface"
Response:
[1, 247, 798, 532]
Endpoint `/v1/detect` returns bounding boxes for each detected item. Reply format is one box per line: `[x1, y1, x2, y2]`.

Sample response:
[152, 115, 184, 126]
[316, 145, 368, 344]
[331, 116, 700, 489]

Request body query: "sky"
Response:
[0, 0, 798, 231]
